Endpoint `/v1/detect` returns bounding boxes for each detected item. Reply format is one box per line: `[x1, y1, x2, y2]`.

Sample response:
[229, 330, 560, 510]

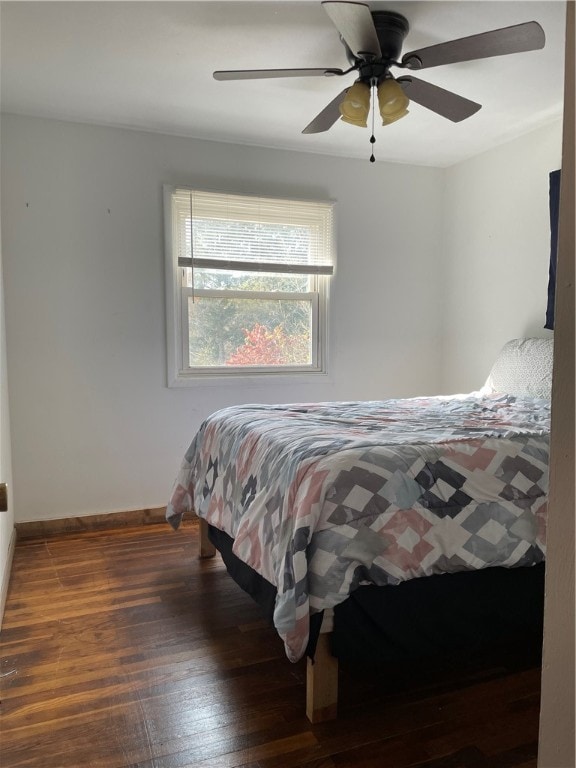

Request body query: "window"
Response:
[164, 187, 334, 384]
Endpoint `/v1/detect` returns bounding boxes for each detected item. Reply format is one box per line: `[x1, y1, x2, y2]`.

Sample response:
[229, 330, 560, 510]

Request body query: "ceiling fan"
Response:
[213, 1, 545, 137]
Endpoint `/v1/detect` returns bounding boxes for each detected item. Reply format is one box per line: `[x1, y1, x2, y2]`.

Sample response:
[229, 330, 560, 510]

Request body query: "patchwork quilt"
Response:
[167, 394, 550, 662]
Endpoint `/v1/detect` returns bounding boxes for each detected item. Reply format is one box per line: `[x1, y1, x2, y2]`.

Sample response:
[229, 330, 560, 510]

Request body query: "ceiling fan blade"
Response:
[302, 88, 348, 134]
[398, 76, 481, 122]
[213, 68, 344, 81]
[402, 21, 545, 70]
[322, 1, 382, 59]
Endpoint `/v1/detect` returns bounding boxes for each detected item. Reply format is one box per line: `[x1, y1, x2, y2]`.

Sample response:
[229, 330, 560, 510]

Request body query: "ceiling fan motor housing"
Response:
[343, 10, 410, 83]
[372, 11, 410, 60]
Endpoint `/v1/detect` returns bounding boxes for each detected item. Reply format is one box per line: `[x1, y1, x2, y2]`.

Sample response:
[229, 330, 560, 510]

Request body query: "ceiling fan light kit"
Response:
[213, 1, 546, 160]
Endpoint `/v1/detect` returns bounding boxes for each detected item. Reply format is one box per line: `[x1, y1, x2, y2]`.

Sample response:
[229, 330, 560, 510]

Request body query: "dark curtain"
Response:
[545, 169, 561, 330]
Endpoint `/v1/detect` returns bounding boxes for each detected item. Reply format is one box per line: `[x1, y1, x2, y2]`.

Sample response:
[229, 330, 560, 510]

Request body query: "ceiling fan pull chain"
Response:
[369, 83, 376, 163]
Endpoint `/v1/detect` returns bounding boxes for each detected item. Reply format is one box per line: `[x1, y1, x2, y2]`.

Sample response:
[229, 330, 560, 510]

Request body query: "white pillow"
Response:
[484, 338, 553, 399]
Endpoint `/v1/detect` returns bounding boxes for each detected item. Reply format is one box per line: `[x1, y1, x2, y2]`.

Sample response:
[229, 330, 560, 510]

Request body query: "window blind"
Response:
[172, 188, 335, 275]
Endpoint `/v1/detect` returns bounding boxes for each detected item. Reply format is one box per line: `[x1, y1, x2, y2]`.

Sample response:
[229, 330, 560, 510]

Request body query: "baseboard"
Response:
[14, 507, 170, 540]
[0, 526, 17, 630]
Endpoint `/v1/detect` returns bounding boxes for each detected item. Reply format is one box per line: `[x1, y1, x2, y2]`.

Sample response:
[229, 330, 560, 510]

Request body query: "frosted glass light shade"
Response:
[378, 79, 409, 125]
[339, 82, 371, 127]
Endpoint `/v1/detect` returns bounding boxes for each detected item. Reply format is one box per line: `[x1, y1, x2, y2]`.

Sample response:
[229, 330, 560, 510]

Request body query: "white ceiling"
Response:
[0, 1, 566, 167]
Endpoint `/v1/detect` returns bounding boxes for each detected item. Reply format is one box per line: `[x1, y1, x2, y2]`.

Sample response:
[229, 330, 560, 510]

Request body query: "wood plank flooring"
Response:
[0, 522, 542, 768]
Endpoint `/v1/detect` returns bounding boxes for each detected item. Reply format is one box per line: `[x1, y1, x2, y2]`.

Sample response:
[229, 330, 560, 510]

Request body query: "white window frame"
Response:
[164, 185, 334, 386]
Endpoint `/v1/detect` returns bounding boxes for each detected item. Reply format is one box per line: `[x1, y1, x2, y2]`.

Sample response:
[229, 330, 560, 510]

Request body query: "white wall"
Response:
[0, 115, 563, 524]
[0, 114, 444, 523]
[440, 120, 562, 393]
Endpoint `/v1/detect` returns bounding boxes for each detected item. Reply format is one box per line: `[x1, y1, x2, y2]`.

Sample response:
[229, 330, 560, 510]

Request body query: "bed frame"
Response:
[198, 515, 547, 723]
[199, 516, 337, 722]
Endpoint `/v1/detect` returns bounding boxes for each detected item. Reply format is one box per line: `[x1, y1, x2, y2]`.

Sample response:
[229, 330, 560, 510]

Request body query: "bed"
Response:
[167, 337, 552, 721]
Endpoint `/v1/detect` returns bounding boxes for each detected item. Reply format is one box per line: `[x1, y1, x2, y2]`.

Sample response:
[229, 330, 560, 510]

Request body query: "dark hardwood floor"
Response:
[0, 522, 541, 768]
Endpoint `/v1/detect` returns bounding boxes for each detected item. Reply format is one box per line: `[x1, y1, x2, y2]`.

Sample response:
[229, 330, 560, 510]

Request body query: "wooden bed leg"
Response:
[306, 632, 338, 723]
[198, 517, 216, 559]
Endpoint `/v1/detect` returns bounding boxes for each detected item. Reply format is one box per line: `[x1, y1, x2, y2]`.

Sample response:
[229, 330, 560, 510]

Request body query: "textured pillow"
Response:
[484, 338, 553, 399]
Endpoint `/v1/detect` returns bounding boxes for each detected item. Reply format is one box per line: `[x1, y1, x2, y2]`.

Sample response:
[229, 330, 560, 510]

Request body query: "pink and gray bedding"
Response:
[167, 393, 549, 662]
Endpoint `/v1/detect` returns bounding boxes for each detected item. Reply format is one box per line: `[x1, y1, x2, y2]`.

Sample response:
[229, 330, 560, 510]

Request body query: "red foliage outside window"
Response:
[226, 324, 309, 366]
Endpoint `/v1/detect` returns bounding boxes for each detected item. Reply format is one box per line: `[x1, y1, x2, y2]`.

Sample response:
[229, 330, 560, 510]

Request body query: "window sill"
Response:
[168, 368, 330, 389]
